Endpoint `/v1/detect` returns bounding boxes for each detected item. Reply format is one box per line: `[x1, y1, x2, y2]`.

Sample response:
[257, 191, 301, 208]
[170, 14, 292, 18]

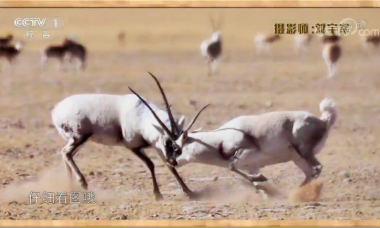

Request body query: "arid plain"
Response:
[0, 8, 380, 220]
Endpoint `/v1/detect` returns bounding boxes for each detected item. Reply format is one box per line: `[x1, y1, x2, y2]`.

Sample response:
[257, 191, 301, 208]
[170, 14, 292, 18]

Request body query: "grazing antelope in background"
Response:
[320, 34, 341, 44]
[254, 33, 281, 55]
[0, 41, 24, 70]
[200, 15, 223, 77]
[294, 34, 313, 55]
[322, 42, 342, 78]
[136, 92, 337, 196]
[63, 38, 87, 71]
[0, 34, 13, 46]
[361, 35, 380, 51]
[41, 40, 71, 71]
[118, 31, 126, 47]
[52, 72, 209, 200]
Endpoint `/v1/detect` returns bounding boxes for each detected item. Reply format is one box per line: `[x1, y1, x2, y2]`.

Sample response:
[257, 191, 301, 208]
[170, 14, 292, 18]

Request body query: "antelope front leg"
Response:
[155, 150, 195, 199]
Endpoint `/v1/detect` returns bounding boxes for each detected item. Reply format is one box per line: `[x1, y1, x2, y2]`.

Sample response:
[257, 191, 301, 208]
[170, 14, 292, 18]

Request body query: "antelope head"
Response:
[129, 72, 209, 167]
[209, 14, 224, 41]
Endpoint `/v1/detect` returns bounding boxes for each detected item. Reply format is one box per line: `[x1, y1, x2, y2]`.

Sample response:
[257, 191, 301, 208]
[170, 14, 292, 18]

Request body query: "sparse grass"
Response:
[0, 8, 379, 220]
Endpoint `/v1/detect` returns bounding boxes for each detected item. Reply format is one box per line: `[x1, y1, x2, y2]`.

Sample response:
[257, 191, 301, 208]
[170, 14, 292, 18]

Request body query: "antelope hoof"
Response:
[187, 191, 200, 201]
[250, 174, 268, 183]
[155, 193, 164, 201]
[312, 165, 322, 179]
[79, 179, 88, 190]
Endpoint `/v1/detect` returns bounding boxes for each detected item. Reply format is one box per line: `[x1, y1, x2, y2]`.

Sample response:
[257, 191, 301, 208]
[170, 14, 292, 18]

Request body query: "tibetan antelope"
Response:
[0, 34, 13, 46]
[254, 33, 281, 55]
[63, 38, 87, 71]
[322, 42, 342, 78]
[200, 15, 223, 77]
[133, 89, 338, 196]
[320, 34, 341, 44]
[361, 34, 380, 51]
[51, 72, 209, 200]
[41, 41, 71, 71]
[0, 41, 24, 70]
[294, 34, 313, 55]
[118, 31, 126, 46]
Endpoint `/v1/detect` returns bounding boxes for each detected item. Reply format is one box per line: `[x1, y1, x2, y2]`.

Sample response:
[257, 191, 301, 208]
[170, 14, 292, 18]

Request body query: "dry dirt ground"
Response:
[0, 8, 380, 220]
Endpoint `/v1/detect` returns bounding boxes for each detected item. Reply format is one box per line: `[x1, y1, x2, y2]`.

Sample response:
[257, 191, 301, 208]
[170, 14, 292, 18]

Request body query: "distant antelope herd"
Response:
[0, 19, 378, 78]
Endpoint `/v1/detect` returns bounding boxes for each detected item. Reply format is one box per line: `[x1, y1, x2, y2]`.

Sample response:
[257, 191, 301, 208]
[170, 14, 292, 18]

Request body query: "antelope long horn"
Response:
[185, 104, 210, 132]
[129, 87, 174, 139]
[147, 72, 179, 136]
[209, 14, 216, 31]
[216, 14, 224, 30]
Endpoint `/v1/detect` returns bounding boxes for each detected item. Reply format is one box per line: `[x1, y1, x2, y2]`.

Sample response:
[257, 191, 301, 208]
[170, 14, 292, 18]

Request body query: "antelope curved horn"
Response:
[129, 87, 174, 139]
[185, 104, 210, 132]
[147, 72, 179, 136]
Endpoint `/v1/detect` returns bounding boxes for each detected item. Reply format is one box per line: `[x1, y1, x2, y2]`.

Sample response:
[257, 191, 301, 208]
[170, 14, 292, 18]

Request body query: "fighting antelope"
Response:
[254, 33, 281, 55]
[0, 41, 24, 70]
[0, 34, 13, 46]
[200, 15, 223, 77]
[133, 90, 338, 196]
[294, 34, 313, 55]
[41, 40, 71, 71]
[51, 72, 209, 200]
[63, 38, 87, 71]
[322, 42, 342, 78]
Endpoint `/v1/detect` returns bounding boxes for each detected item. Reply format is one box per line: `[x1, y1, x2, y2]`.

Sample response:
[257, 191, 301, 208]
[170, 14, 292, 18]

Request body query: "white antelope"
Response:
[52, 72, 209, 200]
[254, 33, 281, 55]
[200, 15, 223, 77]
[134, 94, 338, 195]
[322, 42, 342, 78]
[294, 34, 313, 55]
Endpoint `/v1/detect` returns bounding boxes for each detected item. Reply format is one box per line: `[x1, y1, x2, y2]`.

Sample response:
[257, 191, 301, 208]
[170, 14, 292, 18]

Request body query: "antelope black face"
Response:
[163, 137, 181, 166]
[129, 72, 209, 167]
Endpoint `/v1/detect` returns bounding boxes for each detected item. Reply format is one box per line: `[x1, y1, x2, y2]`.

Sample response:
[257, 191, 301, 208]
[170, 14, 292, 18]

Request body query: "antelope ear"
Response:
[178, 131, 188, 146]
[152, 123, 165, 136]
[177, 115, 186, 131]
[191, 127, 202, 133]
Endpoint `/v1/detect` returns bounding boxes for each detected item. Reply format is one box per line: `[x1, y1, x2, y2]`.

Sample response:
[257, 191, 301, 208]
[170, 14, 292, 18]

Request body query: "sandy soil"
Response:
[0, 8, 380, 220]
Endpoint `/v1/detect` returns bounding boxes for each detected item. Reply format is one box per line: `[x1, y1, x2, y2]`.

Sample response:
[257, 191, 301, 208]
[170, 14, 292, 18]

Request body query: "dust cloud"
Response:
[0, 163, 123, 205]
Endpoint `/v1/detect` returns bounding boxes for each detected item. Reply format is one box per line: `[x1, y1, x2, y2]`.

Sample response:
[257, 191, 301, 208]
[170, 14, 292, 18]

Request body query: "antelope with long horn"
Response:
[135, 91, 338, 197]
[51, 72, 209, 200]
[200, 14, 224, 77]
